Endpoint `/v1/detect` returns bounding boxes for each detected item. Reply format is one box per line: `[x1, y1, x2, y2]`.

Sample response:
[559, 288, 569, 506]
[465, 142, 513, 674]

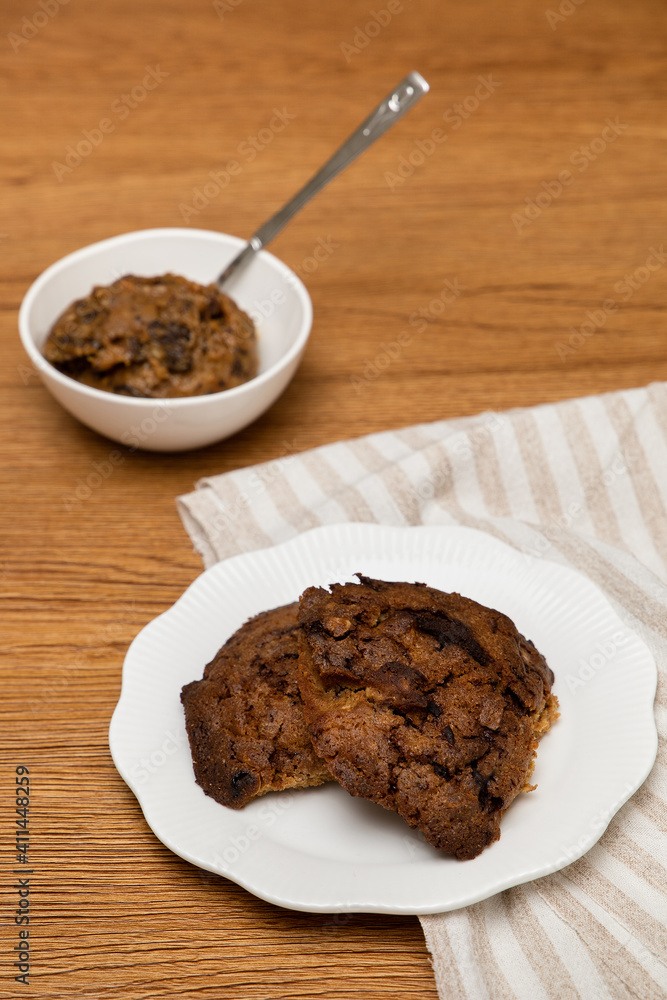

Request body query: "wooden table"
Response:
[2, 0, 666, 996]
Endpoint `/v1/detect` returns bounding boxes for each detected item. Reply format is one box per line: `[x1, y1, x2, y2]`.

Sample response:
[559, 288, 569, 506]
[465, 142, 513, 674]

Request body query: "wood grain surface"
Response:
[1, 0, 666, 997]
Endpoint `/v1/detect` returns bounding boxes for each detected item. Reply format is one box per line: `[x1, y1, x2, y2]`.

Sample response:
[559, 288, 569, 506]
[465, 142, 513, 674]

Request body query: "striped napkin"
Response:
[177, 381, 667, 1000]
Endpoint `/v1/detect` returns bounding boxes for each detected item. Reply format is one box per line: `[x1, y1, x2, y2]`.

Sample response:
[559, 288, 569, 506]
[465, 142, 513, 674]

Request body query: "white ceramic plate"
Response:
[108, 523, 658, 914]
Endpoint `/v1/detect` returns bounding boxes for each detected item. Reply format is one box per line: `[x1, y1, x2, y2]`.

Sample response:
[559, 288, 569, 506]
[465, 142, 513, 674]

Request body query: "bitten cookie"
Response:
[297, 576, 559, 860]
[181, 603, 331, 809]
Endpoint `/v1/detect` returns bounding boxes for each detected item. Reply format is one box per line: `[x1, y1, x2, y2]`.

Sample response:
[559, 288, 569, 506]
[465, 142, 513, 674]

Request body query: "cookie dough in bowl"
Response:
[43, 273, 258, 399]
[18, 228, 312, 451]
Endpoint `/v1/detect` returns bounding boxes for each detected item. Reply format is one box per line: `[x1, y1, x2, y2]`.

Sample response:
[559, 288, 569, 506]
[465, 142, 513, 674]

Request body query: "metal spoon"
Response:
[216, 71, 429, 288]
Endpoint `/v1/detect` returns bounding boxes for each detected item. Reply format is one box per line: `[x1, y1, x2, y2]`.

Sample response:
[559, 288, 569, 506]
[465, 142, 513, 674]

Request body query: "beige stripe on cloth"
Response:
[177, 381, 667, 1000]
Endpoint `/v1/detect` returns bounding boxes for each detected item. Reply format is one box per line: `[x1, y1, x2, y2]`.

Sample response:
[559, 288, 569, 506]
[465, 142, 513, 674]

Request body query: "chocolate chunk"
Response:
[472, 768, 504, 814]
[414, 611, 490, 666]
[165, 322, 191, 341]
[433, 762, 451, 780]
[480, 698, 505, 730]
[201, 297, 224, 320]
[367, 661, 429, 712]
[163, 345, 192, 374]
[230, 770, 257, 797]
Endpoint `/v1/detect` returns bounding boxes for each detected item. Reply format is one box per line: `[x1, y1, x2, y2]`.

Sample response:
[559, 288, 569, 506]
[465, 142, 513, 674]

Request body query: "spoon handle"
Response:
[217, 71, 429, 288]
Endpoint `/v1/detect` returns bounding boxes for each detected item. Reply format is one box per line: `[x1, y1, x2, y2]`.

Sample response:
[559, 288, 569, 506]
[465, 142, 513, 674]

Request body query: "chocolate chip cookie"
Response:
[181, 603, 331, 809]
[297, 576, 558, 860]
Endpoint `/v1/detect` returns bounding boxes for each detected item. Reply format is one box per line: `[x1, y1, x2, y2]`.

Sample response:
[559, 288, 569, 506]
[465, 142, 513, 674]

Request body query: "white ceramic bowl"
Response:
[18, 228, 313, 452]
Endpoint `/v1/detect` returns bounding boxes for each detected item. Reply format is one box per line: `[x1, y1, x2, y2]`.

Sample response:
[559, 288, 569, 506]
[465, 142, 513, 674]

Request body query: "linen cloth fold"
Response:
[177, 381, 667, 1000]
